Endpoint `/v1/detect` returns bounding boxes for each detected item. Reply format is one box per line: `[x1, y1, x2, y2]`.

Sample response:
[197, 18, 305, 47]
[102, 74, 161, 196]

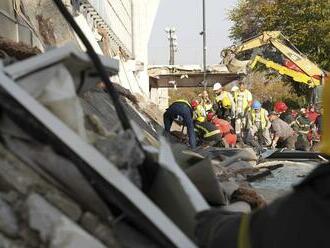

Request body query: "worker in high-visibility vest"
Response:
[191, 99, 206, 122]
[207, 112, 237, 148]
[212, 82, 235, 121]
[195, 76, 330, 248]
[295, 108, 312, 151]
[246, 100, 271, 151]
[199, 90, 213, 113]
[194, 120, 223, 147]
[163, 99, 196, 148]
[234, 81, 253, 139]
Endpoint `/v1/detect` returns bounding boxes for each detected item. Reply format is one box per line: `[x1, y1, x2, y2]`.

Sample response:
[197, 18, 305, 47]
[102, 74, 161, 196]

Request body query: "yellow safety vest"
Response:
[215, 91, 232, 109]
[251, 108, 268, 130]
[194, 105, 206, 122]
[194, 124, 220, 138]
[204, 102, 213, 112]
[234, 90, 251, 111]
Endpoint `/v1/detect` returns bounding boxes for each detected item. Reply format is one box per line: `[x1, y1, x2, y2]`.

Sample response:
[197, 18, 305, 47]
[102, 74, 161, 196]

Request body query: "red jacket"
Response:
[307, 111, 319, 123]
[211, 118, 237, 145]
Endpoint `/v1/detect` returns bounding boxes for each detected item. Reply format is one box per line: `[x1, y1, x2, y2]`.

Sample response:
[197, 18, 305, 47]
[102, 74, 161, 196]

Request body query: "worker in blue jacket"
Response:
[163, 99, 197, 149]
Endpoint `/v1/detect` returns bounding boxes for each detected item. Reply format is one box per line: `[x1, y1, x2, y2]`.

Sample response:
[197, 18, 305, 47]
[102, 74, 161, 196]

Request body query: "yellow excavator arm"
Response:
[222, 31, 324, 87]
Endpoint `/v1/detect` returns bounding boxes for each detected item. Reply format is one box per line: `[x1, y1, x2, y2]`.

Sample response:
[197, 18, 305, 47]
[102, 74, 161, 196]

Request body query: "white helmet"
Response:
[231, 86, 239, 92]
[213, 82, 222, 91]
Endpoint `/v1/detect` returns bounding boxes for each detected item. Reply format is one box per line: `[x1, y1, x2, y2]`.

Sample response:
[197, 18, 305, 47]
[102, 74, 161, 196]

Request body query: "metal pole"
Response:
[202, 0, 207, 87]
[169, 31, 174, 65]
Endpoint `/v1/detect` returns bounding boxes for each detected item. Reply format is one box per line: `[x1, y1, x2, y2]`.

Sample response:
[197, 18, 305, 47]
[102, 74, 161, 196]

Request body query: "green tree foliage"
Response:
[228, 0, 330, 70]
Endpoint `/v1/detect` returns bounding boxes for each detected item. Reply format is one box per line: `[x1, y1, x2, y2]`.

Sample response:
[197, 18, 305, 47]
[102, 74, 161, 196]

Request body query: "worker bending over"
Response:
[274, 101, 296, 127]
[194, 120, 222, 147]
[268, 112, 297, 149]
[163, 100, 197, 149]
[207, 112, 237, 148]
[234, 81, 253, 139]
[213, 82, 235, 121]
[246, 100, 271, 151]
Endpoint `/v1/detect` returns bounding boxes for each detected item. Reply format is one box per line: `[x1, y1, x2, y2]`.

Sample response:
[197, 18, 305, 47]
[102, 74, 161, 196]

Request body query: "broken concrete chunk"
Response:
[80, 212, 119, 248]
[185, 159, 227, 206]
[94, 130, 144, 187]
[0, 232, 24, 248]
[3, 133, 110, 219]
[0, 142, 82, 221]
[26, 194, 106, 248]
[0, 198, 19, 238]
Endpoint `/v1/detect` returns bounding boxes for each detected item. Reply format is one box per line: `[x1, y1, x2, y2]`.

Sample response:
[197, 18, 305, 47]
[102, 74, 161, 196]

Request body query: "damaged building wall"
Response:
[1, 0, 161, 102]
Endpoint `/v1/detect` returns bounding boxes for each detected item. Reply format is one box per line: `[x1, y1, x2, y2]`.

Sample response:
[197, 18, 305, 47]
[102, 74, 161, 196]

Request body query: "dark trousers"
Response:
[163, 103, 196, 148]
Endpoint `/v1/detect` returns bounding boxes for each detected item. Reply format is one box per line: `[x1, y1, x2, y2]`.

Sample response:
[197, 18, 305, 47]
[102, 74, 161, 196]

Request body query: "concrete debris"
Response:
[95, 130, 145, 187]
[0, 198, 19, 238]
[80, 212, 119, 248]
[0, 42, 321, 247]
[26, 194, 106, 248]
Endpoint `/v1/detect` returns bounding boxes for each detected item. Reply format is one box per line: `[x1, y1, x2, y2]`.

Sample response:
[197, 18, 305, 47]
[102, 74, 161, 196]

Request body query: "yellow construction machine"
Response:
[221, 31, 325, 103]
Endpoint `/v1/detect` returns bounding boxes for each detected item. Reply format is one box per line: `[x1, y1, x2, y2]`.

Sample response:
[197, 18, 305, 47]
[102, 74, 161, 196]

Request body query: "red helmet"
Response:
[191, 100, 199, 108]
[274, 101, 288, 113]
[207, 112, 215, 121]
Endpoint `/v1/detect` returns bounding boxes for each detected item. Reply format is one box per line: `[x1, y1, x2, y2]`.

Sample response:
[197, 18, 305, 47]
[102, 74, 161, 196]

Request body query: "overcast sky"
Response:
[148, 0, 238, 65]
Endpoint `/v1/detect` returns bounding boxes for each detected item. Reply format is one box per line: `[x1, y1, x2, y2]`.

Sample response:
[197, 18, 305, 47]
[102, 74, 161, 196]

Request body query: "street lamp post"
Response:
[202, 0, 207, 86]
[165, 27, 178, 65]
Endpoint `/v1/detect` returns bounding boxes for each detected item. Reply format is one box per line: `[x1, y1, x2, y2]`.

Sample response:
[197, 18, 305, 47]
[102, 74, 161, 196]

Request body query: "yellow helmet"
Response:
[321, 76, 330, 155]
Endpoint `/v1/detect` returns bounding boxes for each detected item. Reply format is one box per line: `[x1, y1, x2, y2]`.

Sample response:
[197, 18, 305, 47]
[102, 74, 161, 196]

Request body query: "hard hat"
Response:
[213, 82, 222, 91]
[321, 76, 330, 155]
[274, 101, 288, 113]
[231, 86, 239, 92]
[191, 99, 199, 108]
[207, 112, 215, 121]
[252, 100, 262, 110]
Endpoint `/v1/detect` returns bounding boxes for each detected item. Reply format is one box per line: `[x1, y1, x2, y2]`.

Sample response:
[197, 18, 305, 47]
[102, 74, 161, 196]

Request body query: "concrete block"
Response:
[0, 198, 18, 238]
[26, 194, 106, 248]
[80, 212, 119, 248]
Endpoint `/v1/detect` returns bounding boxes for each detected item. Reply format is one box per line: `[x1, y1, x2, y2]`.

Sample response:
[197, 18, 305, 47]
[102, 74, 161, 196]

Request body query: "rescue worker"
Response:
[212, 82, 235, 121]
[194, 119, 223, 147]
[195, 76, 330, 248]
[269, 111, 297, 149]
[295, 108, 311, 151]
[199, 90, 213, 113]
[207, 112, 237, 148]
[234, 81, 253, 139]
[246, 100, 271, 151]
[191, 99, 206, 122]
[274, 101, 296, 127]
[163, 99, 196, 148]
[231, 85, 239, 95]
[306, 105, 319, 123]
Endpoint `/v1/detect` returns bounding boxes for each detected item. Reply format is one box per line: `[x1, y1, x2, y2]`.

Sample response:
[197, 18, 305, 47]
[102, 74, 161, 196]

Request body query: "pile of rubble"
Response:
[0, 44, 324, 247]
